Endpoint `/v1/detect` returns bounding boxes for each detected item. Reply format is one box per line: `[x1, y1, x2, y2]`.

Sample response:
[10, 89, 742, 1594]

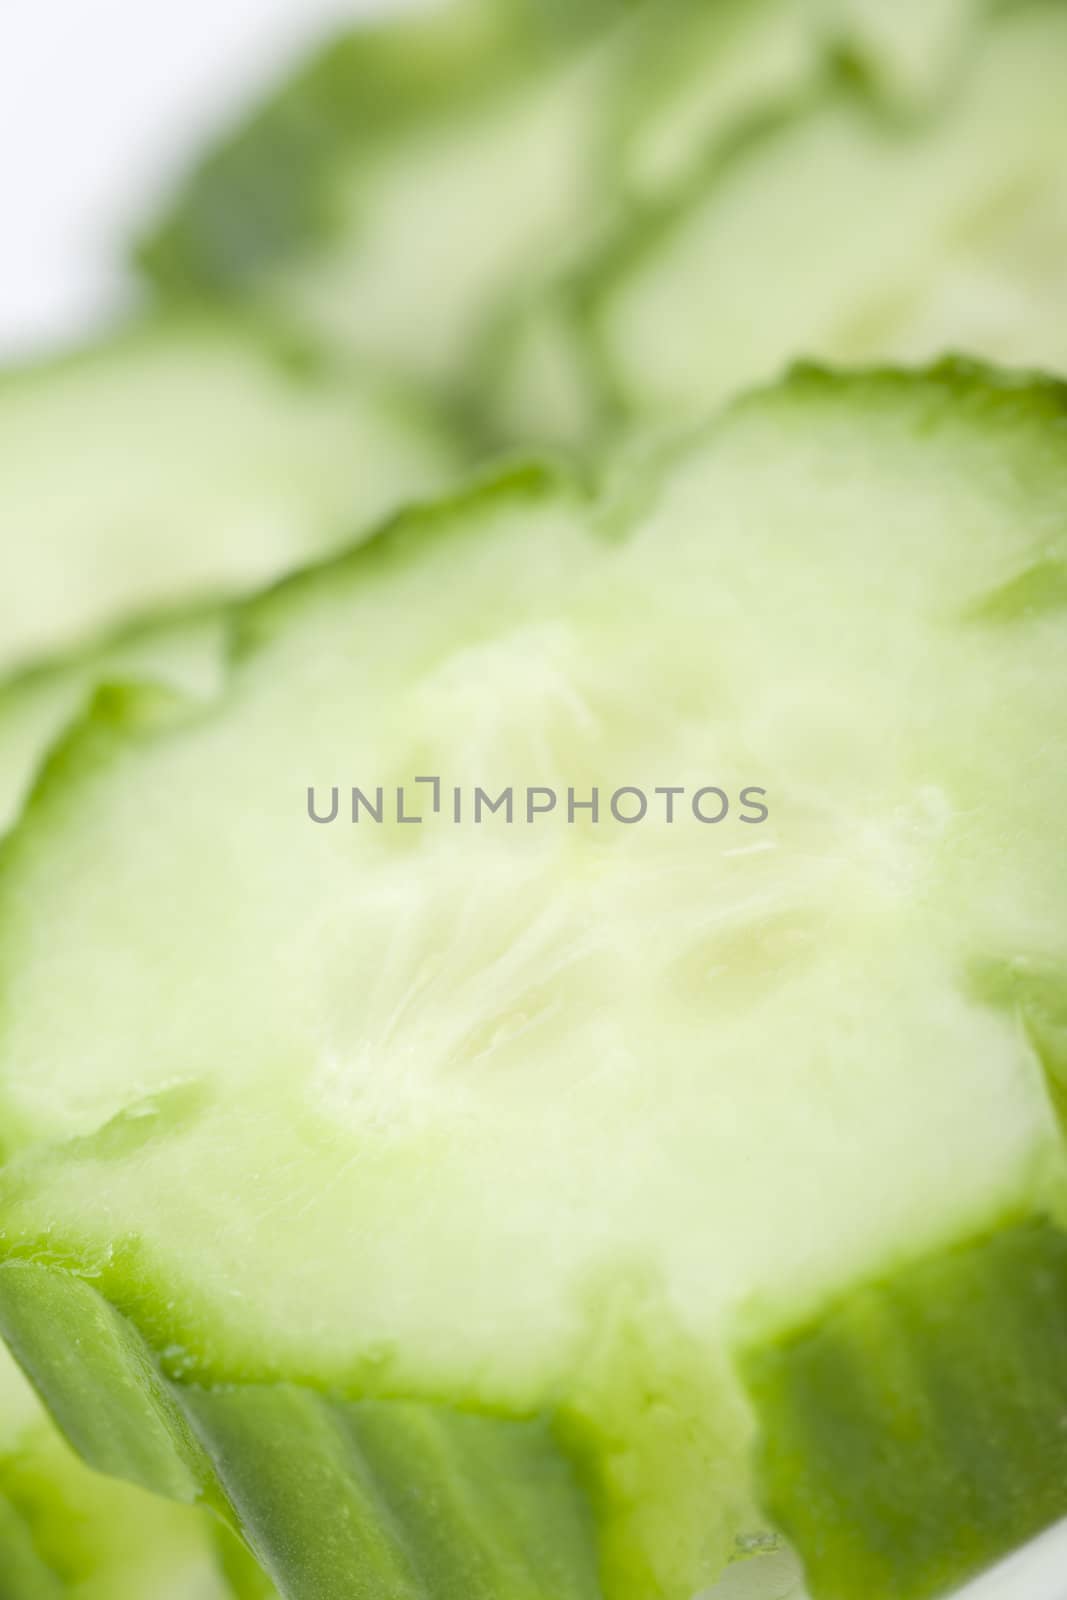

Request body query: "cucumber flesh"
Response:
[0, 317, 461, 676]
[0, 369, 1064, 1599]
[509, 1, 1067, 438]
[700, 1546, 806, 1600]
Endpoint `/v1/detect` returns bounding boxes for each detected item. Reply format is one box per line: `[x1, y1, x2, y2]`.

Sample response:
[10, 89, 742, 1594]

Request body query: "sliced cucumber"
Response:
[0, 1263, 604, 1600]
[501, 0, 1067, 440]
[0, 1339, 247, 1599]
[810, 0, 982, 109]
[138, 1, 645, 402]
[138, 0, 982, 418]
[745, 1218, 1067, 1600]
[611, 0, 981, 202]
[0, 316, 461, 677]
[0, 313, 456, 1600]
[0, 614, 230, 838]
[0, 367, 1064, 1600]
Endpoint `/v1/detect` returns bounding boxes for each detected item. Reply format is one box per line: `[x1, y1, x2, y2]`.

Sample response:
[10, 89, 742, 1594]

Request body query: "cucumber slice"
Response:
[612, 0, 980, 201]
[0, 615, 230, 838]
[503, 0, 1067, 439]
[810, 0, 982, 109]
[137, 1, 645, 402]
[0, 314, 455, 1600]
[0, 366, 1064, 1599]
[0, 316, 461, 677]
[0, 1339, 245, 1599]
[0, 1263, 603, 1600]
[214, 1529, 279, 1600]
[0, 641, 279, 1594]
[744, 1219, 1067, 1600]
[138, 0, 977, 416]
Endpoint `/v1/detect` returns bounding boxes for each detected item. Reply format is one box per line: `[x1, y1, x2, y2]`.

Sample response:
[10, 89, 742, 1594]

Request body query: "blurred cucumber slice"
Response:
[498, 0, 1067, 442]
[138, 1, 645, 401]
[613, 0, 980, 201]
[138, 0, 977, 415]
[0, 366, 1064, 1597]
[0, 316, 462, 678]
[0, 308, 461, 884]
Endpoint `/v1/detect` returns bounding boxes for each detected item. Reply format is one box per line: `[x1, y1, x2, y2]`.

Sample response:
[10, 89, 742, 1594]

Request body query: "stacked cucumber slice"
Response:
[491, 0, 1067, 445]
[0, 310, 461, 1599]
[1, 3, 1065, 1599]
[0, 1337, 257, 1600]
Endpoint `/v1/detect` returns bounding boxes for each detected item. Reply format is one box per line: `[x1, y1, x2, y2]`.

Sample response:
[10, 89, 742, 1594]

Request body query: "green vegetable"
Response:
[0, 315, 462, 677]
[0, 1338, 248, 1598]
[0, 304, 461, 940]
[0, 310, 461, 1599]
[138, 0, 982, 420]
[138, 0, 646, 407]
[494, 0, 1067, 444]
[0, 616, 227, 838]
[610, 0, 981, 202]
[0, 364, 1064, 1599]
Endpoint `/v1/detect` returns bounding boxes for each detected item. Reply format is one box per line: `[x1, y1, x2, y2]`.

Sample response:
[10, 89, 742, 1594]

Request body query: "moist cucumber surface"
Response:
[0, 316, 461, 677]
[497, 0, 1067, 443]
[0, 365, 1064, 1600]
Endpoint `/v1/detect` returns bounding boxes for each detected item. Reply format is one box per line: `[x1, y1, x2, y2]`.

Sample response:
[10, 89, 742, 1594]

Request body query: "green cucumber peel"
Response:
[744, 1217, 1067, 1600]
[0, 1262, 606, 1600]
[0, 1335, 251, 1599]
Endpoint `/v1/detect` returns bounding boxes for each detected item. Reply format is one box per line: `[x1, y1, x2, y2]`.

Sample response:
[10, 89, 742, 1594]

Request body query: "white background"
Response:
[0, 0, 386, 359]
